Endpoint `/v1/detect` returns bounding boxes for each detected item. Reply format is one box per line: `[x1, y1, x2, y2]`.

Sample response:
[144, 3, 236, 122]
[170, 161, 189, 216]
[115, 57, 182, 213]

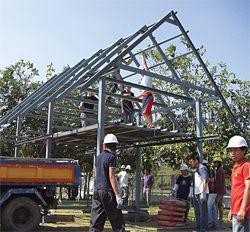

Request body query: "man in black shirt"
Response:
[121, 85, 135, 124]
[173, 164, 192, 222]
[89, 134, 125, 232]
[173, 164, 192, 200]
[79, 92, 98, 127]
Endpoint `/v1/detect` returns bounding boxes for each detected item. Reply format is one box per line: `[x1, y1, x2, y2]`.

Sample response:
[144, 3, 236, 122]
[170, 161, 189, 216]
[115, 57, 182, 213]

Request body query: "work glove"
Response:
[116, 194, 123, 209]
[200, 192, 207, 203]
[171, 190, 176, 198]
[187, 193, 193, 201]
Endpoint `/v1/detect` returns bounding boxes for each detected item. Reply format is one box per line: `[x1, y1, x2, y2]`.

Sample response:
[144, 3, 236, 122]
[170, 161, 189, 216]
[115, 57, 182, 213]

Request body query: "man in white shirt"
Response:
[117, 165, 131, 205]
[189, 152, 209, 232]
[135, 53, 154, 128]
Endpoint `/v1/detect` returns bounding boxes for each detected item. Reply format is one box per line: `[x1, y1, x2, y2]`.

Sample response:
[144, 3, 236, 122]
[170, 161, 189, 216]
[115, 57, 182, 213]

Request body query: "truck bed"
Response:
[0, 156, 80, 186]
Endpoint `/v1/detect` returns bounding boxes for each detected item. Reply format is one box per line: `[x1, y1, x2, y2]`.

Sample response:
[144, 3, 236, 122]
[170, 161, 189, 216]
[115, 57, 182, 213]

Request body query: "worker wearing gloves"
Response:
[89, 133, 125, 232]
[189, 152, 209, 232]
[172, 164, 192, 222]
[173, 164, 192, 200]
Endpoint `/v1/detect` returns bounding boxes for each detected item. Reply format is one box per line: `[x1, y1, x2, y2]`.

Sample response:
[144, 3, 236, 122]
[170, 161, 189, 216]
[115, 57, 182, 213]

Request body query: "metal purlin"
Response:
[15, 49, 106, 118]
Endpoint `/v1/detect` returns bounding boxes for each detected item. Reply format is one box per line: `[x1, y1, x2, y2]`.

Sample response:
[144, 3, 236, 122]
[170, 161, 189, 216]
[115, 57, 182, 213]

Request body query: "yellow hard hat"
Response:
[213, 156, 222, 162]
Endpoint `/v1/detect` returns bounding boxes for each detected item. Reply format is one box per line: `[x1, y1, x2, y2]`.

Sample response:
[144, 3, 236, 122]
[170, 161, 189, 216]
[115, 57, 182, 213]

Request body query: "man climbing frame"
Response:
[89, 133, 125, 232]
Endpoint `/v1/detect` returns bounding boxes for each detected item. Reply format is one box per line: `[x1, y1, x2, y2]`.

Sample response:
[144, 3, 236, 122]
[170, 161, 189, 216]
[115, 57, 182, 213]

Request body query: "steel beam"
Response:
[119, 64, 217, 95]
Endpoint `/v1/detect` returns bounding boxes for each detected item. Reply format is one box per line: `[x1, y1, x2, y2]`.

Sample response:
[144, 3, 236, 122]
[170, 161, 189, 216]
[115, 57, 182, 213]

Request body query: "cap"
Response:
[121, 165, 125, 169]
[180, 164, 188, 171]
[227, 135, 248, 148]
[103, 134, 118, 144]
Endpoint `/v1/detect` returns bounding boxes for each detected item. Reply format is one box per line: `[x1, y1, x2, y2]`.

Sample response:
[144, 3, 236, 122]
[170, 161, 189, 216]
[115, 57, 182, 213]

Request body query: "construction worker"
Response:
[143, 168, 154, 206]
[227, 135, 250, 231]
[135, 53, 154, 128]
[189, 152, 209, 232]
[121, 85, 135, 124]
[89, 134, 125, 232]
[173, 164, 192, 200]
[213, 156, 226, 224]
[117, 164, 130, 205]
[173, 164, 192, 222]
[79, 91, 98, 127]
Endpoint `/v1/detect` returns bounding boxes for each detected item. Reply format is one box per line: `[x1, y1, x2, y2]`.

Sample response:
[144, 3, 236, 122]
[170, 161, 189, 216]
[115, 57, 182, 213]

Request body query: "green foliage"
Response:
[0, 60, 42, 155]
[143, 43, 250, 173]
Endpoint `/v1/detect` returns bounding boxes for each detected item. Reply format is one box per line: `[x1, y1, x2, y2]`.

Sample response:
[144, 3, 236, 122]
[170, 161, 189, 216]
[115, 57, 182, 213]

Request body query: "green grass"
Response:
[40, 203, 231, 231]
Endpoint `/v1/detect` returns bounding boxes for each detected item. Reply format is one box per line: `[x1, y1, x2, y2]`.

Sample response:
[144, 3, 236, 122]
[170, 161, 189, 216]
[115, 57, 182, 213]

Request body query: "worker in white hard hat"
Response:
[227, 135, 250, 231]
[117, 164, 132, 206]
[213, 156, 226, 225]
[89, 133, 125, 232]
[173, 164, 192, 222]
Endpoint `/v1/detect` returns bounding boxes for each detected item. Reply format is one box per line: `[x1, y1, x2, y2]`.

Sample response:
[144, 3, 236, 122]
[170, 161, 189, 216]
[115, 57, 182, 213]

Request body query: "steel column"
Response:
[46, 101, 54, 158]
[14, 116, 21, 157]
[135, 146, 142, 218]
[195, 99, 203, 161]
[96, 77, 106, 156]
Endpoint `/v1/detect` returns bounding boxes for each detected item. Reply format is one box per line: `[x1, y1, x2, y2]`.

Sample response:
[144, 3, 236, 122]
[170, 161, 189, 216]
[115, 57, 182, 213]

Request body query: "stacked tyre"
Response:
[157, 199, 187, 227]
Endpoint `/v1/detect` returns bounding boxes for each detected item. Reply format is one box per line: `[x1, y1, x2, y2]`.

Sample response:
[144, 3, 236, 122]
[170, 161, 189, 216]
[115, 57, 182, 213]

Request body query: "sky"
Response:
[0, 0, 249, 82]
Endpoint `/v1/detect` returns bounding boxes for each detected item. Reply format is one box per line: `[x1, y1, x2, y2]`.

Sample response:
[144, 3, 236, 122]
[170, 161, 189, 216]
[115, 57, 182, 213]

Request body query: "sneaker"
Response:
[218, 219, 224, 223]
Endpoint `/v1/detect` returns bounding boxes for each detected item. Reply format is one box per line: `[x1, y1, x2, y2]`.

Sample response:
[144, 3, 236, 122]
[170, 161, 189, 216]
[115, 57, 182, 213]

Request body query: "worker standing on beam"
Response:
[89, 133, 125, 232]
[135, 53, 154, 128]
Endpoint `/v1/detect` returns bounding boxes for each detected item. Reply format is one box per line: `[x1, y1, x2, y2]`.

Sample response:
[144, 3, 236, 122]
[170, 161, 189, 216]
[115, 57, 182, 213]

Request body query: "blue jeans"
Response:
[193, 193, 209, 232]
[207, 193, 219, 227]
[232, 215, 250, 232]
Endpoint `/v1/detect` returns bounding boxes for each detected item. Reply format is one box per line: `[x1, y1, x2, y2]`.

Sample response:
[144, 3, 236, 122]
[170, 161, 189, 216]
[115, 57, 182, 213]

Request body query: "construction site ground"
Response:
[36, 203, 232, 232]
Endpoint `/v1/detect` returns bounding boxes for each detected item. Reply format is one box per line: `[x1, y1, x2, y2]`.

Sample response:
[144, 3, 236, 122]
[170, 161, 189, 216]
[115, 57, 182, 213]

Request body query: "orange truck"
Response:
[0, 156, 80, 231]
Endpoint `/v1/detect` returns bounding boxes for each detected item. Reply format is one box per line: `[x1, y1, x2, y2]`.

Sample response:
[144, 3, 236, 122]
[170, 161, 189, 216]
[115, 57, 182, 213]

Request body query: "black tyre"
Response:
[2, 196, 41, 231]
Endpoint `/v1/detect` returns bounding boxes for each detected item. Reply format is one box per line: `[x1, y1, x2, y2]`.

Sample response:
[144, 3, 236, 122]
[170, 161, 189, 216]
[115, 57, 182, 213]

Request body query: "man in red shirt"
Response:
[228, 135, 250, 231]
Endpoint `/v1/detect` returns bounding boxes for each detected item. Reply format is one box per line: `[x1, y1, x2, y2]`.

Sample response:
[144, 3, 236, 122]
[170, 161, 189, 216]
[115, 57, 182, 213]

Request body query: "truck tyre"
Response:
[2, 197, 41, 231]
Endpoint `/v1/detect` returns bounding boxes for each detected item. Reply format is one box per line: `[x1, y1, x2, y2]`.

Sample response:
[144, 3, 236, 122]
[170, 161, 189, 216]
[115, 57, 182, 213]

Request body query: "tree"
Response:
[142, 41, 250, 172]
[0, 60, 42, 155]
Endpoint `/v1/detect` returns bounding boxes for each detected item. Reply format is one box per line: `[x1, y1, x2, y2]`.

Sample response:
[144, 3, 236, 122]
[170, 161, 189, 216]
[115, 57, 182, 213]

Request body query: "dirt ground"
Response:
[35, 209, 232, 232]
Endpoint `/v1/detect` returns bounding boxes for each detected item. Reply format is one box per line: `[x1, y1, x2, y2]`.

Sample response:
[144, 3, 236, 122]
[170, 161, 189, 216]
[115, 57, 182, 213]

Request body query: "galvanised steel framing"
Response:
[0, 11, 236, 213]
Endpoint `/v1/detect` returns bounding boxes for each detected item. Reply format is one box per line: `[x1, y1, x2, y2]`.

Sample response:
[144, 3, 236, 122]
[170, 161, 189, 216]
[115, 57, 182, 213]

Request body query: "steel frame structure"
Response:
[0, 11, 235, 212]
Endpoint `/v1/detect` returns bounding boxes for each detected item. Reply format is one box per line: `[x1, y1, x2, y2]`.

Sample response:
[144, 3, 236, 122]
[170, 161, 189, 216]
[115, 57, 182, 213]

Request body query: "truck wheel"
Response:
[2, 197, 41, 231]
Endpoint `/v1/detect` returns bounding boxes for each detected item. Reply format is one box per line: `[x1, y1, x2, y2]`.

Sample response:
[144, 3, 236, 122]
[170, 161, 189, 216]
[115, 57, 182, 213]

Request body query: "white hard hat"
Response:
[180, 164, 188, 171]
[103, 133, 118, 144]
[227, 135, 248, 148]
[121, 165, 125, 169]
[125, 165, 131, 170]
[203, 159, 208, 164]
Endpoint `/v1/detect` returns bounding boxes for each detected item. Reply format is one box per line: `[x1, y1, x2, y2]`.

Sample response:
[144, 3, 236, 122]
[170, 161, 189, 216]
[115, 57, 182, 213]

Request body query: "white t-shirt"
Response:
[139, 65, 152, 88]
[194, 164, 209, 194]
[118, 170, 130, 187]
